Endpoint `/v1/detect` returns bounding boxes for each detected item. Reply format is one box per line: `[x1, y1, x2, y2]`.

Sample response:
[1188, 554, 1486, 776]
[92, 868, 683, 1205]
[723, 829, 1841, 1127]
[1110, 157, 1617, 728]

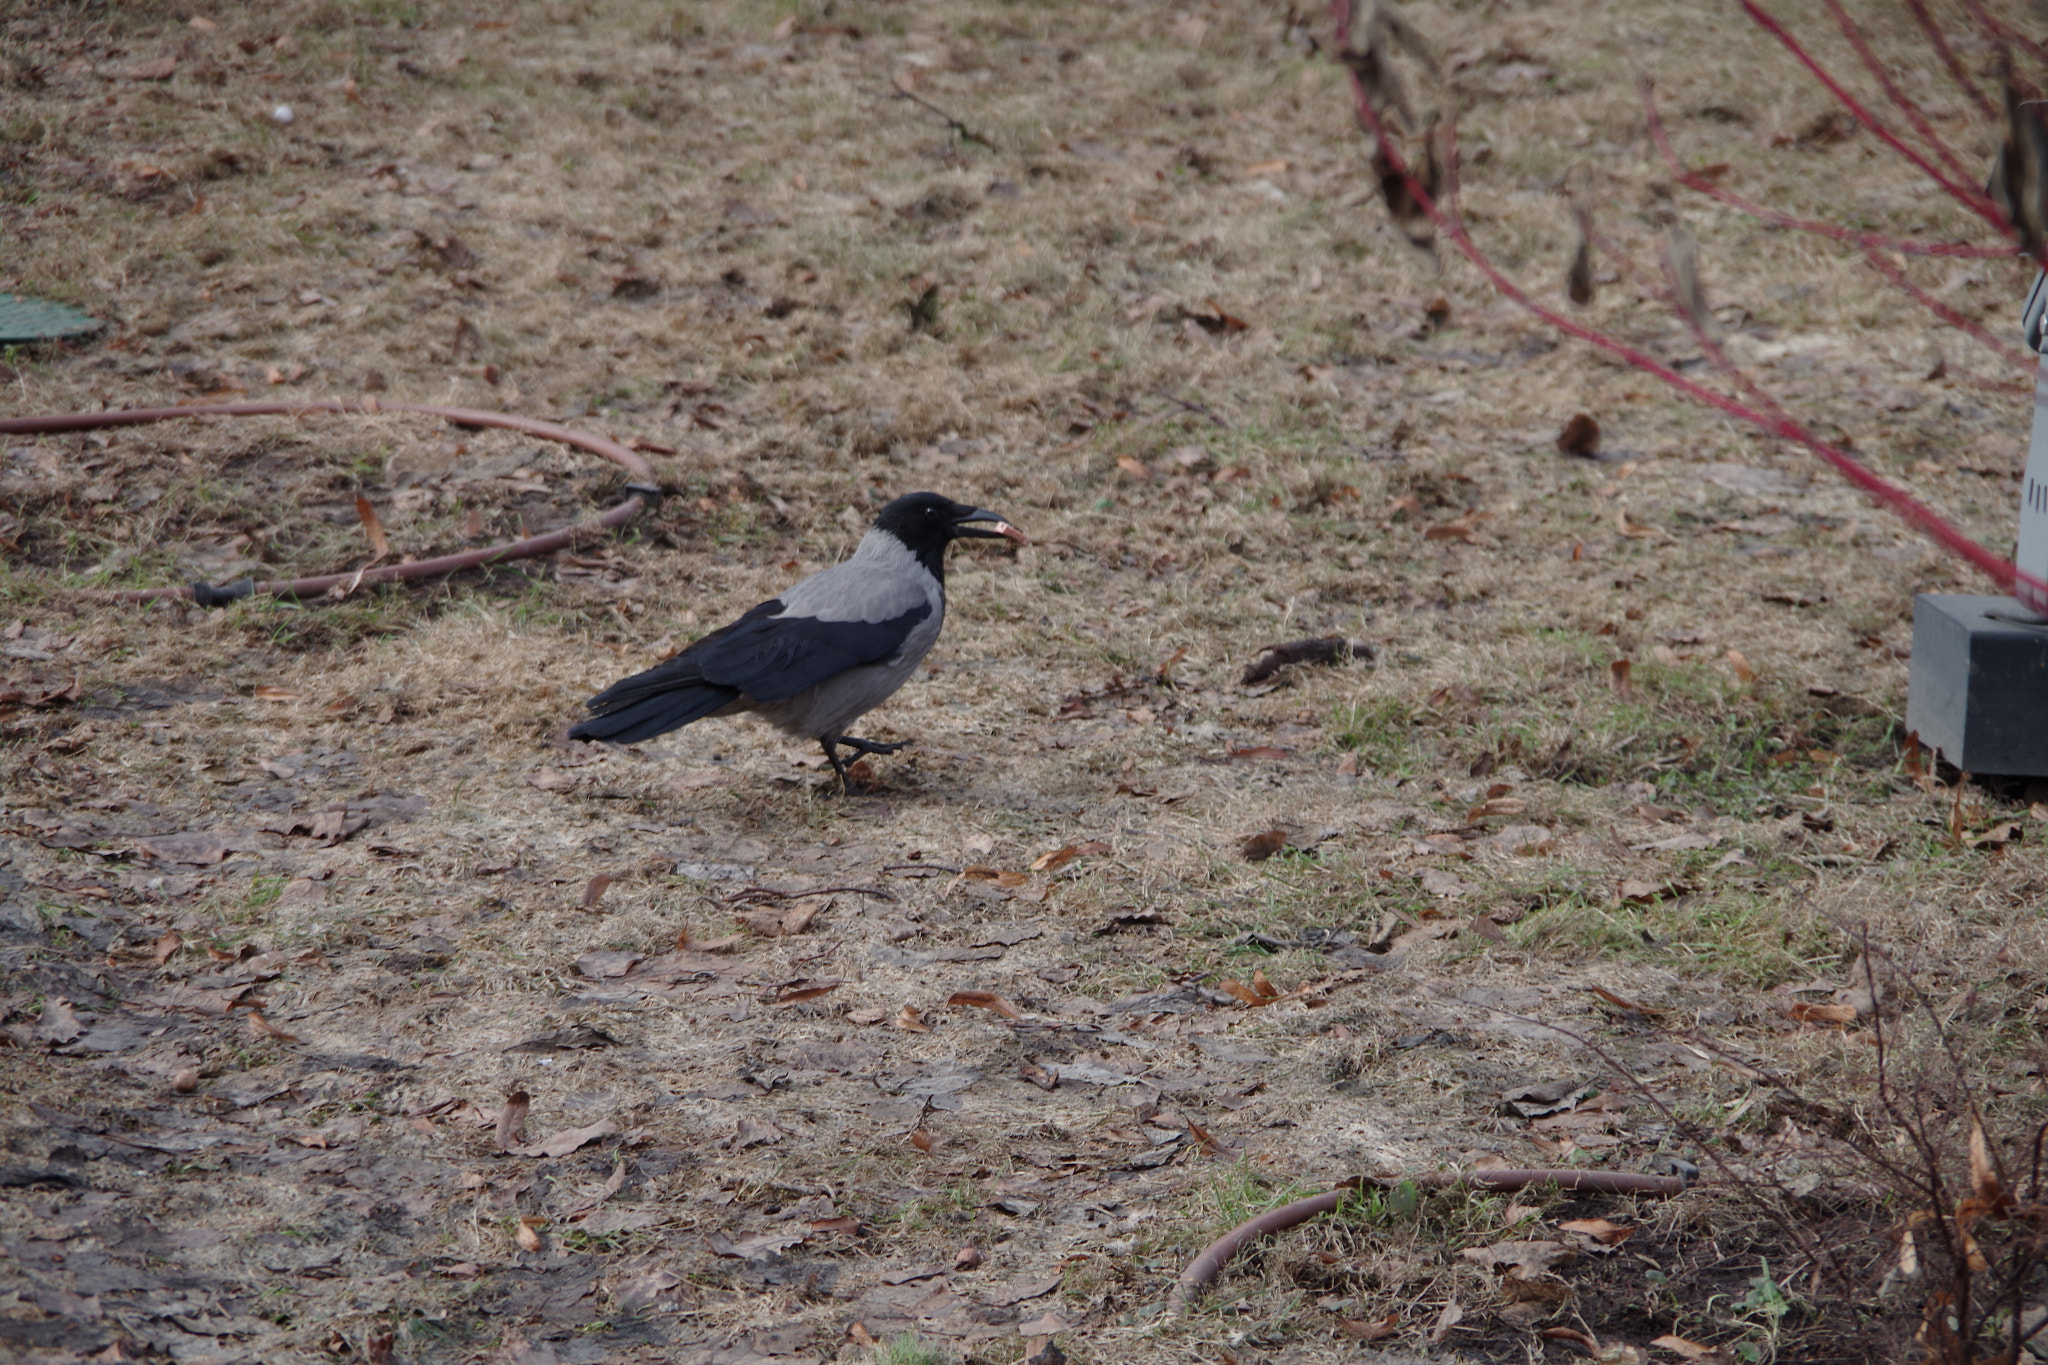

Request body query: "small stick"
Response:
[1155, 388, 1229, 428]
[728, 884, 898, 904]
[887, 80, 994, 150]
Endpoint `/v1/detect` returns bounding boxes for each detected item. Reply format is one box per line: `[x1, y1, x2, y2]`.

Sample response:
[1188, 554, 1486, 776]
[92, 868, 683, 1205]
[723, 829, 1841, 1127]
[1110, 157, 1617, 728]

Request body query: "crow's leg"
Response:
[819, 734, 910, 795]
[820, 737, 855, 795]
[837, 735, 910, 757]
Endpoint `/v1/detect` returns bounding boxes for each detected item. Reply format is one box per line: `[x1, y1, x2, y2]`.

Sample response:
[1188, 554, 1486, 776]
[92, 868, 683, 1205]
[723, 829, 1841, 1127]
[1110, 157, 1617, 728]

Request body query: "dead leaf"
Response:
[949, 990, 1023, 1020]
[1726, 649, 1756, 684]
[1469, 796, 1527, 819]
[1339, 1313, 1400, 1341]
[1970, 1114, 2003, 1204]
[1501, 1267, 1576, 1302]
[774, 981, 840, 1005]
[527, 767, 578, 793]
[1183, 1114, 1235, 1158]
[1419, 866, 1472, 897]
[1219, 979, 1263, 1007]
[1116, 455, 1151, 480]
[1463, 1239, 1577, 1276]
[246, 1010, 299, 1042]
[1030, 840, 1111, 872]
[253, 685, 304, 702]
[895, 1005, 931, 1033]
[1032, 845, 1081, 872]
[354, 495, 390, 564]
[515, 1216, 545, 1253]
[1783, 1000, 1856, 1026]
[909, 1128, 933, 1154]
[1557, 412, 1601, 457]
[1558, 1217, 1634, 1245]
[150, 930, 184, 965]
[1430, 1296, 1464, 1344]
[1590, 986, 1657, 1015]
[706, 1228, 807, 1258]
[34, 998, 83, 1045]
[738, 903, 820, 937]
[1652, 1334, 1739, 1363]
[127, 55, 178, 81]
[495, 1092, 533, 1152]
[1229, 745, 1291, 761]
[574, 951, 642, 979]
[1610, 658, 1633, 701]
[962, 865, 1029, 888]
[675, 929, 745, 953]
[134, 831, 246, 866]
[1543, 1326, 1602, 1353]
[1616, 509, 1664, 539]
[1240, 829, 1289, 861]
[580, 874, 612, 910]
[733, 1117, 788, 1149]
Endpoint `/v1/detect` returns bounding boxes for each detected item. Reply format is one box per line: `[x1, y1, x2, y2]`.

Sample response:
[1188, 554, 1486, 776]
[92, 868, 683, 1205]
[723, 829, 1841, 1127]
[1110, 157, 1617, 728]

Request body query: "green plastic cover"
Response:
[0, 292, 102, 343]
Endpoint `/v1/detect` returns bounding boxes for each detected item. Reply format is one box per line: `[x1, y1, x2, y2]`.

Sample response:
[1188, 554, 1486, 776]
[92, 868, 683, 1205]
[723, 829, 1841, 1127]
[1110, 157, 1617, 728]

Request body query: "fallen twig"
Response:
[887, 78, 994, 150]
[1154, 388, 1229, 428]
[0, 400, 659, 604]
[727, 884, 898, 905]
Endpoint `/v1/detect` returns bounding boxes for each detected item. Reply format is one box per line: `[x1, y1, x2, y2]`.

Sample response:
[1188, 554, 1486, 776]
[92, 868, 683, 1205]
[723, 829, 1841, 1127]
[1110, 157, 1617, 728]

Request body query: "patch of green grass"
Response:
[875, 1333, 945, 1365]
[1330, 695, 1421, 775]
[1196, 1157, 1323, 1234]
[1509, 874, 1845, 988]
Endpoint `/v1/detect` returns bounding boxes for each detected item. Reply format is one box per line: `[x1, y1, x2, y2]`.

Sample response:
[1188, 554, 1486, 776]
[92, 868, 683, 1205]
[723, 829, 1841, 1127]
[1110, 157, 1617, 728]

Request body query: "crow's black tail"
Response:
[567, 670, 740, 745]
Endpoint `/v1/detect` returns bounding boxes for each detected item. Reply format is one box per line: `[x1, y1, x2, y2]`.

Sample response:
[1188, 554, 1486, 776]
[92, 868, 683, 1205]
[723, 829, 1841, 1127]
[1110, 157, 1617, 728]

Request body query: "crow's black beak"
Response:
[949, 507, 1028, 545]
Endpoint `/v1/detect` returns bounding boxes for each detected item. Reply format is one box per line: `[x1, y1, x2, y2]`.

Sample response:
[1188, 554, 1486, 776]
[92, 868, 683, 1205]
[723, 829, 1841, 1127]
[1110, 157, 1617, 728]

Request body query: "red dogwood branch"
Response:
[1642, 82, 2010, 261]
[1821, 0, 1978, 189]
[1907, 0, 1997, 123]
[1741, 0, 2005, 228]
[1329, 0, 2038, 603]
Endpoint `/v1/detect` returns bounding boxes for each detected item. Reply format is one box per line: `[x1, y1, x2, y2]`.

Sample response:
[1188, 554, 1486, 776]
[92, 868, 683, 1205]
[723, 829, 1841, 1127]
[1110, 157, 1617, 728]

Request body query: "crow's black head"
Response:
[872, 493, 1025, 573]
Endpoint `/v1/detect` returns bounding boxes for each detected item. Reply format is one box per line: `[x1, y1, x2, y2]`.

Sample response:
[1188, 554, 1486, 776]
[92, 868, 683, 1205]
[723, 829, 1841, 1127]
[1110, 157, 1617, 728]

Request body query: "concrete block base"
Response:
[1905, 594, 2048, 776]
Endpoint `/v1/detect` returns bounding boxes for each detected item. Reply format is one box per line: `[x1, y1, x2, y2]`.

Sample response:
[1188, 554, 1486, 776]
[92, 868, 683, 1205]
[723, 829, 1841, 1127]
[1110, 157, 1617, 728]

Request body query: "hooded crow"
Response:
[567, 492, 1027, 790]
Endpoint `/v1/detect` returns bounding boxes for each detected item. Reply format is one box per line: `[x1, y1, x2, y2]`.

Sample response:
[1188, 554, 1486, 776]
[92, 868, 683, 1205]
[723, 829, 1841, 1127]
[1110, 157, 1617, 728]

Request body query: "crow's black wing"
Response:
[693, 602, 931, 702]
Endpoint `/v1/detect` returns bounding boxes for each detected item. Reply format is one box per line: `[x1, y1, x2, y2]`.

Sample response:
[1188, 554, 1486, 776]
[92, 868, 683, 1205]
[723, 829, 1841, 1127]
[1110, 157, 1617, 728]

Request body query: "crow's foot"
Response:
[820, 735, 907, 795]
[836, 735, 910, 757]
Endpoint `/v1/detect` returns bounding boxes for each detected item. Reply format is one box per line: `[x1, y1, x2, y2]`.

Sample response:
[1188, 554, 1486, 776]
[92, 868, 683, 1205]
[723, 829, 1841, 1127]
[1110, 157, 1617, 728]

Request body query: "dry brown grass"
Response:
[4, 1, 2048, 1362]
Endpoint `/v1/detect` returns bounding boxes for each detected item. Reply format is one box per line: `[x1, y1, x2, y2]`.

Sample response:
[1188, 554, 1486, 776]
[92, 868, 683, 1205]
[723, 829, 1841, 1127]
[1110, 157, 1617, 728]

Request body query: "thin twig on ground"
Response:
[886, 79, 995, 150]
